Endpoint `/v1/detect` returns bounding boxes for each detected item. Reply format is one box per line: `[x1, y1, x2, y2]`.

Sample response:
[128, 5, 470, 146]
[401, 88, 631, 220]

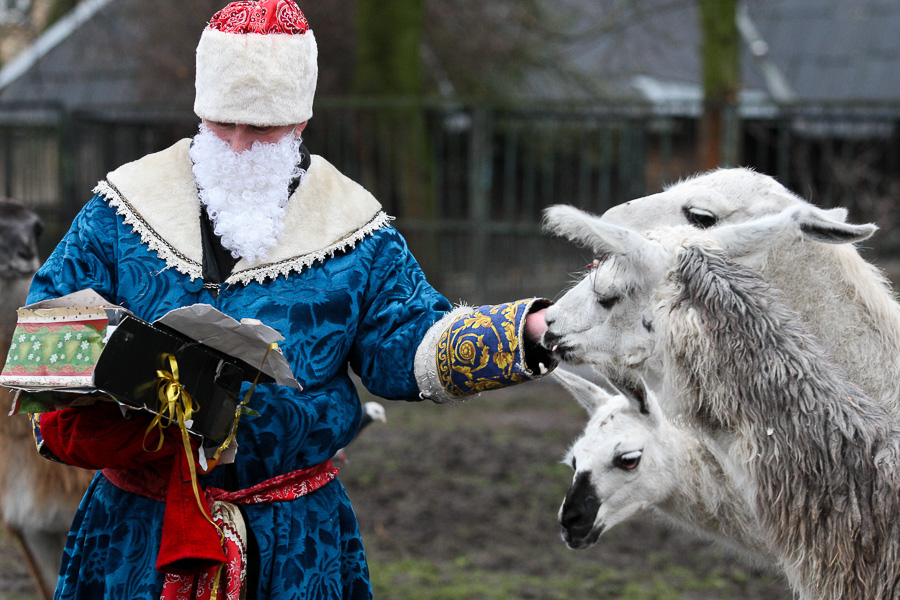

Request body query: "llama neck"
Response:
[763, 240, 900, 414]
[655, 422, 773, 562]
[668, 246, 900, 599]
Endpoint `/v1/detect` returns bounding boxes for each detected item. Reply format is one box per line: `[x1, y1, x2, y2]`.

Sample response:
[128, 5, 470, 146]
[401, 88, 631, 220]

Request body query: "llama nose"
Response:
[560, 472, 602, 537]
[560, 503, 592, 534]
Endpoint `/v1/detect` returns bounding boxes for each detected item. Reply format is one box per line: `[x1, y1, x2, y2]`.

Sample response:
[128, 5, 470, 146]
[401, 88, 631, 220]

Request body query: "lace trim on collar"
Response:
[95, 179, 204, 280]
[225, 211, 394, 285]
[95, 179, 393, 285]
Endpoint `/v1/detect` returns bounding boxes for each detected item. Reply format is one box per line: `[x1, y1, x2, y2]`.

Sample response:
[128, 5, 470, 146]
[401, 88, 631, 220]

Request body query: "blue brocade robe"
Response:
[28, 139, 550, 599]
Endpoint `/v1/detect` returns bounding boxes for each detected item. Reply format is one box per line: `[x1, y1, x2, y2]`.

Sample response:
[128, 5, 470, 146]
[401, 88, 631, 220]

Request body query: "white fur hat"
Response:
[194, 0, 318, 127]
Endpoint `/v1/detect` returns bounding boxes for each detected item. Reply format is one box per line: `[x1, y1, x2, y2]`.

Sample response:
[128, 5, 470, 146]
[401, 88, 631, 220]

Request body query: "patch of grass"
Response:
[368, 557, 760, 600]
[0, 528, 39, 600]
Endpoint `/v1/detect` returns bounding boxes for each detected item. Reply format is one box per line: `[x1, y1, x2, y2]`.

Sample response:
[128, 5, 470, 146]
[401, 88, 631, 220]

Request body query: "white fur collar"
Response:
[94, 139, 390, 285]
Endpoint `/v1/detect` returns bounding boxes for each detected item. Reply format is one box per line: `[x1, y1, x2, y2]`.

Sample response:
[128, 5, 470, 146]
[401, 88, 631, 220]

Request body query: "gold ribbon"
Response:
[144, 353, 222, 542]
[211, 342, 279, 462]
[144, 345, 279, 600]
[144, 353, 195, 451]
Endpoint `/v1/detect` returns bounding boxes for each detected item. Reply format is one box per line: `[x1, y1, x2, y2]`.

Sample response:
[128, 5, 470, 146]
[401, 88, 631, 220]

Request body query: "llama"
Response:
[552, 368, 774, 566]
[544, 207, 900, 599]
[600, 167, 900, 414]
[541, 203, 875, 559]
[540, 173, 898, 564]
[0, 199, 94, 600]
[540, 201, 876, 399]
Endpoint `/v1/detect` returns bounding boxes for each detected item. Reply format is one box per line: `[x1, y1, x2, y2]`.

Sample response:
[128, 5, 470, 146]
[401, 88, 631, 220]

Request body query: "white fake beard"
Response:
[189, 124, 305, 265]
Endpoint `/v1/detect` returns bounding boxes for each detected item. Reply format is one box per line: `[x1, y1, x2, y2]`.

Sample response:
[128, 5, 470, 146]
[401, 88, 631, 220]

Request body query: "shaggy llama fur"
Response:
[662, 245, 900, 600]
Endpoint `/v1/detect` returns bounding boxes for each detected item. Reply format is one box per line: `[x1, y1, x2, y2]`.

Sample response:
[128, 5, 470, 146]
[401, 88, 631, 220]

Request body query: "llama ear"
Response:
[794, 206, 877, 244]
[550, 368, 616, 415]
[589, 367, 625, 397]
[706, 205, 876, 261]
[543, 204, 655, 258]
[823, 207, 848, 222]
[611, 377, 657, 419]
[705, 209, 797, 259]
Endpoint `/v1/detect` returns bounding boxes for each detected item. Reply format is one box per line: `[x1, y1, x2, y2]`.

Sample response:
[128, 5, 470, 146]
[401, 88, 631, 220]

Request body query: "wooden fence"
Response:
[1, 99, 899, 303]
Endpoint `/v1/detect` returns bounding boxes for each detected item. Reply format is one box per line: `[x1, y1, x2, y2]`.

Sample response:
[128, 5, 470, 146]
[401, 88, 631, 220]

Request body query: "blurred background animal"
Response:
[0, 199, 94, 600]
[333, 400, 387, 463]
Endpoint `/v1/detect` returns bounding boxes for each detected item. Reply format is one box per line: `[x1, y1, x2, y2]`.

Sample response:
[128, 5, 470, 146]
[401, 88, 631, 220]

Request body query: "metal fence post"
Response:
[468, 106, 492, 303]
[721, 102, 740, 167]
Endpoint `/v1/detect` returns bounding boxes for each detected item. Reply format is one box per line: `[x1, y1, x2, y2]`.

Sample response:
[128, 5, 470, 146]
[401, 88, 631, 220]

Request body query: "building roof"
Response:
[0, 0, 352, 121]
[1, 0, 898, 118]
[512, 0, 900, 108]
[746, 0, 900, 103]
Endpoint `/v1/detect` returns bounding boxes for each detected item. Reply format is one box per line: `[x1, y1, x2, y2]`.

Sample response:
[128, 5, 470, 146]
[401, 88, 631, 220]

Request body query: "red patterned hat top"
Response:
[208, 0, 309, 35]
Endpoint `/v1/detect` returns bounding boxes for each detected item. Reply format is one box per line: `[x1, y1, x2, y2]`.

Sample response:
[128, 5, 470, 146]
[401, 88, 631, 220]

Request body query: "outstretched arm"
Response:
[349, 227, 556, 403]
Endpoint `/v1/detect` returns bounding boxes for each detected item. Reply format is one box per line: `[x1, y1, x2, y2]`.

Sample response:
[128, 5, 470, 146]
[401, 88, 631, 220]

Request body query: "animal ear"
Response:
[550, 368, 616, 415]
[704, 209, 795, 259]
[794, 206, 877, 244]
[610, 377, 655, 418]
[706, 205, 876, 261]
[589, 368, 625, 397]
[822, 207, 848, 222]
[543, 205, 654, 258]
[613, 377, 663, 423]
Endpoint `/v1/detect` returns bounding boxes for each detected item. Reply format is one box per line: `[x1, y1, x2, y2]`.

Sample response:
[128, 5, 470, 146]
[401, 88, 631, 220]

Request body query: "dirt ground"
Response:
[0, 376, 793, 600]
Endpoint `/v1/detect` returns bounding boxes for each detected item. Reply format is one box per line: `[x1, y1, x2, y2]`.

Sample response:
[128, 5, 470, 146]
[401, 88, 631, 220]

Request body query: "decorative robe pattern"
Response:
[27, 139, 549, 599]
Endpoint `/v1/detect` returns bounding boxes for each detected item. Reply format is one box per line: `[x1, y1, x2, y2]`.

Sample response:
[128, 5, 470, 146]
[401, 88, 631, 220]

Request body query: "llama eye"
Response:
[613, 450, 642, 471]
[683, 206, 718, 229]
[596, 295, 619, 310]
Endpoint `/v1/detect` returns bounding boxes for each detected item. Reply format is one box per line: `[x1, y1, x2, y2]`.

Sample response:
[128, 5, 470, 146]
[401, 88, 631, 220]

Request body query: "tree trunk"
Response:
[354, 0, 425, 96]
[698, 0, 740, 170]
[354, 0, 441, 282]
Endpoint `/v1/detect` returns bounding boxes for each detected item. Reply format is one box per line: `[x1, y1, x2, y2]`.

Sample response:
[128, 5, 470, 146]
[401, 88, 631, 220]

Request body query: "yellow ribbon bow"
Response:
[144, 353, 220, 539]
[145, 352, 195, 451]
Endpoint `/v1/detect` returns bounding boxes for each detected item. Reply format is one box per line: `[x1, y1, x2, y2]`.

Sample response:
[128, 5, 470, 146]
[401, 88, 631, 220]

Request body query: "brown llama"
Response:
[0, 199, 95, 600]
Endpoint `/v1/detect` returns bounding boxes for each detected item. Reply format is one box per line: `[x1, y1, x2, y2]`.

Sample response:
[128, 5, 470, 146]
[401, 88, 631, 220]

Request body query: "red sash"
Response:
[103, 460, 339, 600]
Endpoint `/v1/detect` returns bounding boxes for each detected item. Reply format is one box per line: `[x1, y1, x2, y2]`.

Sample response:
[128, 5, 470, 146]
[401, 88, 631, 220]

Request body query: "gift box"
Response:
[1, 289, 300, 450]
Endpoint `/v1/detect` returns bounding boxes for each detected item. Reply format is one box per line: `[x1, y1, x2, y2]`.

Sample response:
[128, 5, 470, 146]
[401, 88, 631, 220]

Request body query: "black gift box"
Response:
[93, 314, 274, 448]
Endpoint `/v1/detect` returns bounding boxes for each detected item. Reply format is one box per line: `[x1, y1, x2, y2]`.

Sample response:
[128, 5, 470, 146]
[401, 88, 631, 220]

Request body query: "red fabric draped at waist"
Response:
[102, 460, 339, 600]
[102, 459, 339, 504]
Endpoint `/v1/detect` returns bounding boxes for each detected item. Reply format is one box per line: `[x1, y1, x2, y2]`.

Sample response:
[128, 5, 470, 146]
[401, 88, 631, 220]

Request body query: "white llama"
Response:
[600, 167, 900, 414]
[543, 206, 900, 599]
[551, 368, 774, 566]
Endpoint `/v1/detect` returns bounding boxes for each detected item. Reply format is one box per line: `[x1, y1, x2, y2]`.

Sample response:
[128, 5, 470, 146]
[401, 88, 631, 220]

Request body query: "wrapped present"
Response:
[1, 300, 119, 390]
[1, 289, 300, 451]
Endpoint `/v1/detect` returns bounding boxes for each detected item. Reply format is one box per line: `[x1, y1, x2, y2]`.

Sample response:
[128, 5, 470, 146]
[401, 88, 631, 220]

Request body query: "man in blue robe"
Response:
[27, 1, 555, 598]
